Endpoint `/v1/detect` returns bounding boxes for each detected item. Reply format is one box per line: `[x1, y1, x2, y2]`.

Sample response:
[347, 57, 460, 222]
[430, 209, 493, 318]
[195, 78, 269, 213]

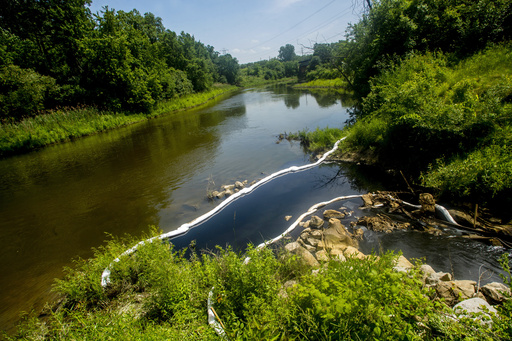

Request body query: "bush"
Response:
[0, 65, 59, 120]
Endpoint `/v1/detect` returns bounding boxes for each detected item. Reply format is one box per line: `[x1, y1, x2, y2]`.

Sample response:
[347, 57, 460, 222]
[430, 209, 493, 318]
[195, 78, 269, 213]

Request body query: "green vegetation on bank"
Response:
[296, 0, 512, 206]
[6, 228, 512, 340]
[0, 1, 242, 155]
[0, 85, 238, 157]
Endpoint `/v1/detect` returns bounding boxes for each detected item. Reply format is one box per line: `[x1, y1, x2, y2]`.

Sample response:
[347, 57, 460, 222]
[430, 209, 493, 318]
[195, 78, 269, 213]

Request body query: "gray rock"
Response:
[426, 272, 452, 286]
[453, 298, 497, 326]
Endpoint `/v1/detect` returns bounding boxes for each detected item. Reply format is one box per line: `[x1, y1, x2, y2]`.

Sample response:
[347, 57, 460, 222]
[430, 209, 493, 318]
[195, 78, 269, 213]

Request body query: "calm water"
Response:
[0, 85, 508, 332]
[0, 85, 353, 331]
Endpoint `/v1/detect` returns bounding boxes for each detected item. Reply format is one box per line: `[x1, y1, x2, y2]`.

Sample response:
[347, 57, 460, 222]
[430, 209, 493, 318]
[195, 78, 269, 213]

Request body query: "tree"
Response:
[215, 54, 240, 85]
[278, 44, 296, 62]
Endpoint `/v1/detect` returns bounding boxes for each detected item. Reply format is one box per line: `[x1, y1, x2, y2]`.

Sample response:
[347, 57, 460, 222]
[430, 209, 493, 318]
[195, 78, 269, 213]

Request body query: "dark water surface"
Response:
[0, 85, 508, 332]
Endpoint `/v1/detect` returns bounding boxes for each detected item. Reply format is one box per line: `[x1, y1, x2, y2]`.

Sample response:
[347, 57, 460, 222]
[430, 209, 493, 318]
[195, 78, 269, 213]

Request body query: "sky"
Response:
[88, 0, 363, 64]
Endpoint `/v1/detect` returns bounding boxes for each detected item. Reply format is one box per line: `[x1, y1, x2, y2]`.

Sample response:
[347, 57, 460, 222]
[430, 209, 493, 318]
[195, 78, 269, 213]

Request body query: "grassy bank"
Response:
[0, 85, 239, 157]
[5, 228, 511, 340]
[297, 44, 512, 206]
[239, 75, 297, 87]
[294, 78, 348, 89]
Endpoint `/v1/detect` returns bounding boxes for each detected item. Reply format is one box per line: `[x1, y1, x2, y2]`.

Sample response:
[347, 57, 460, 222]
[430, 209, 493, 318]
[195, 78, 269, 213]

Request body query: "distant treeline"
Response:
[0, 0, 240, 120]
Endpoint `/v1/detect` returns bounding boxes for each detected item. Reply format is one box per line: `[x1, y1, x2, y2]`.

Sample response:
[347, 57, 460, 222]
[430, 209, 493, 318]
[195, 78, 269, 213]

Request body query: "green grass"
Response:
[294, 78, 348, 89]
[5, 228, 512, 340]
[290, 127, 347, 153]
[0, 85, 239, 157]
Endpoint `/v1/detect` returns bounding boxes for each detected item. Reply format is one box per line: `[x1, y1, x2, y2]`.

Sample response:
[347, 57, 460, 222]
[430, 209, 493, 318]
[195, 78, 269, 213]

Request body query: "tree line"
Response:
[0, 0, 240, 120]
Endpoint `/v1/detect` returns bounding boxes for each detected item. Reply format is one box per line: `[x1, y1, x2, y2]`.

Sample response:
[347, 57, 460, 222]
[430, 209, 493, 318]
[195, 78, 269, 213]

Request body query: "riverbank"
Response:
[0, 85, 239, 158]
[293, 77, 348, 90]
[5, 212, 511, 340]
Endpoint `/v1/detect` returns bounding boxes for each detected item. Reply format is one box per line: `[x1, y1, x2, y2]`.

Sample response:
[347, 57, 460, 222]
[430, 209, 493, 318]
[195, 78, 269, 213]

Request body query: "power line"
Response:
[250, 0, 337, 50]
[247, 5, 352, 62]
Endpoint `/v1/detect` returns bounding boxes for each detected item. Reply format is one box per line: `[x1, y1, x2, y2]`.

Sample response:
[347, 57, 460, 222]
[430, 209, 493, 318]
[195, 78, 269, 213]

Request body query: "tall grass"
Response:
[0, 85, 239, 157]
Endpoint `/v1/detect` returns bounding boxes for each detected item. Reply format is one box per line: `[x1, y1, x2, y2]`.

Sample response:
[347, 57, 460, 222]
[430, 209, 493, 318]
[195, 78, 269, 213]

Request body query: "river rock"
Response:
[320, 218, 358, 250]
[453, 298, 497, 326]
[224, 189, 234, 197]
[309, 215, 324, 229]
[330, 248, 347, 261]
[315, 250, 330, 262]
[353, 228, 364, 240]
[222, 184, 235, 191]
[425, 272, 452, 286]
[481, 282, 511, 304]
[361, 194, 373, 207]
[343, 246, 365, 259]
[235, 181, 244, 189]
[284, 215, 292, 221]
[323, 209, 345, 220]
[420, 264, 436, 277]
[284, 242, 319, 268]
[419, 193, 436, 214]
[215, 191, 225, 199]
[393, 255, 414, 272]
[435, 280, 477, 306]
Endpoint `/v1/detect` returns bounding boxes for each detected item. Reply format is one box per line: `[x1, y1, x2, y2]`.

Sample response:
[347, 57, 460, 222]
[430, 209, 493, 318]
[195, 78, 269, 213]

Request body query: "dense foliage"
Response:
[344, 45, 512, 203]
[342, 0, 512, 96]
[0, 1, 240, 119]
[297, 0, 512, 205]
[6, 229, 512, 340]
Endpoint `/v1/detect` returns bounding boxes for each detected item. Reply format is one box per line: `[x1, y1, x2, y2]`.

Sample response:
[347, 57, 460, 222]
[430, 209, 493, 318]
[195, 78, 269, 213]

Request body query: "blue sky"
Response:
[88, 0, 362, 64]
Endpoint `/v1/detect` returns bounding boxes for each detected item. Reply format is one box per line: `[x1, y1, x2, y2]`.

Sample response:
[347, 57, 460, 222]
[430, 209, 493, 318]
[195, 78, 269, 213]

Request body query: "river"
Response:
[0, 85, 508, 332]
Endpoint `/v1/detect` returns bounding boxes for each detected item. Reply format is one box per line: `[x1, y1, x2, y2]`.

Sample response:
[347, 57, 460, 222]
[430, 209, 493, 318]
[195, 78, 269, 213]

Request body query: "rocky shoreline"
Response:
[283, 204, 511, 321]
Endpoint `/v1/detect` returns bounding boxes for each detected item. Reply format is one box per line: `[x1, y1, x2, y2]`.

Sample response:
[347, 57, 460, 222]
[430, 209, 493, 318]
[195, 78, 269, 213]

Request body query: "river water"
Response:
[0, 85, 508, 332]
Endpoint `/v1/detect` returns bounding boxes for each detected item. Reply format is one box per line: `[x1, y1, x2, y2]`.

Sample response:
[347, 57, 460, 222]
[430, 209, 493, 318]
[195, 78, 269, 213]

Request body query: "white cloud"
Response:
[232, 48, 241, 53]
[251, 39, 260, 44]
[261, 46, 271, 51]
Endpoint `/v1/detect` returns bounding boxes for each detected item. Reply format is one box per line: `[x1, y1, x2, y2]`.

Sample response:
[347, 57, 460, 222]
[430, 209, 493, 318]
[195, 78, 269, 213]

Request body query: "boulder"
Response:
[224, 189, 234, 197]
[216, 191, 226, 199]
[436, 280, 477, 306]
[420, 264, 436, 277]
[393, 255, 414, 272]
[222, 184, 235, 191]
[481, 282, 511, 304]
[315, 250, 330, 262]
[235, 181, 244, 189]
[321, 219, 357, 250]
[453, 298, 497, 326]
[329, 248, 347, 261]
[309, 215, 324, 229]
[323, 209, 345, 220]
[343, 246, 365, 259]
[284, 242, 319, 268]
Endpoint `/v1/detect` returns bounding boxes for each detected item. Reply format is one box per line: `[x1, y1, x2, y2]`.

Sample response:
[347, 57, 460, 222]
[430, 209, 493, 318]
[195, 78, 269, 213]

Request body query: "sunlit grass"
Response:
[0, 85, 239, 157]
